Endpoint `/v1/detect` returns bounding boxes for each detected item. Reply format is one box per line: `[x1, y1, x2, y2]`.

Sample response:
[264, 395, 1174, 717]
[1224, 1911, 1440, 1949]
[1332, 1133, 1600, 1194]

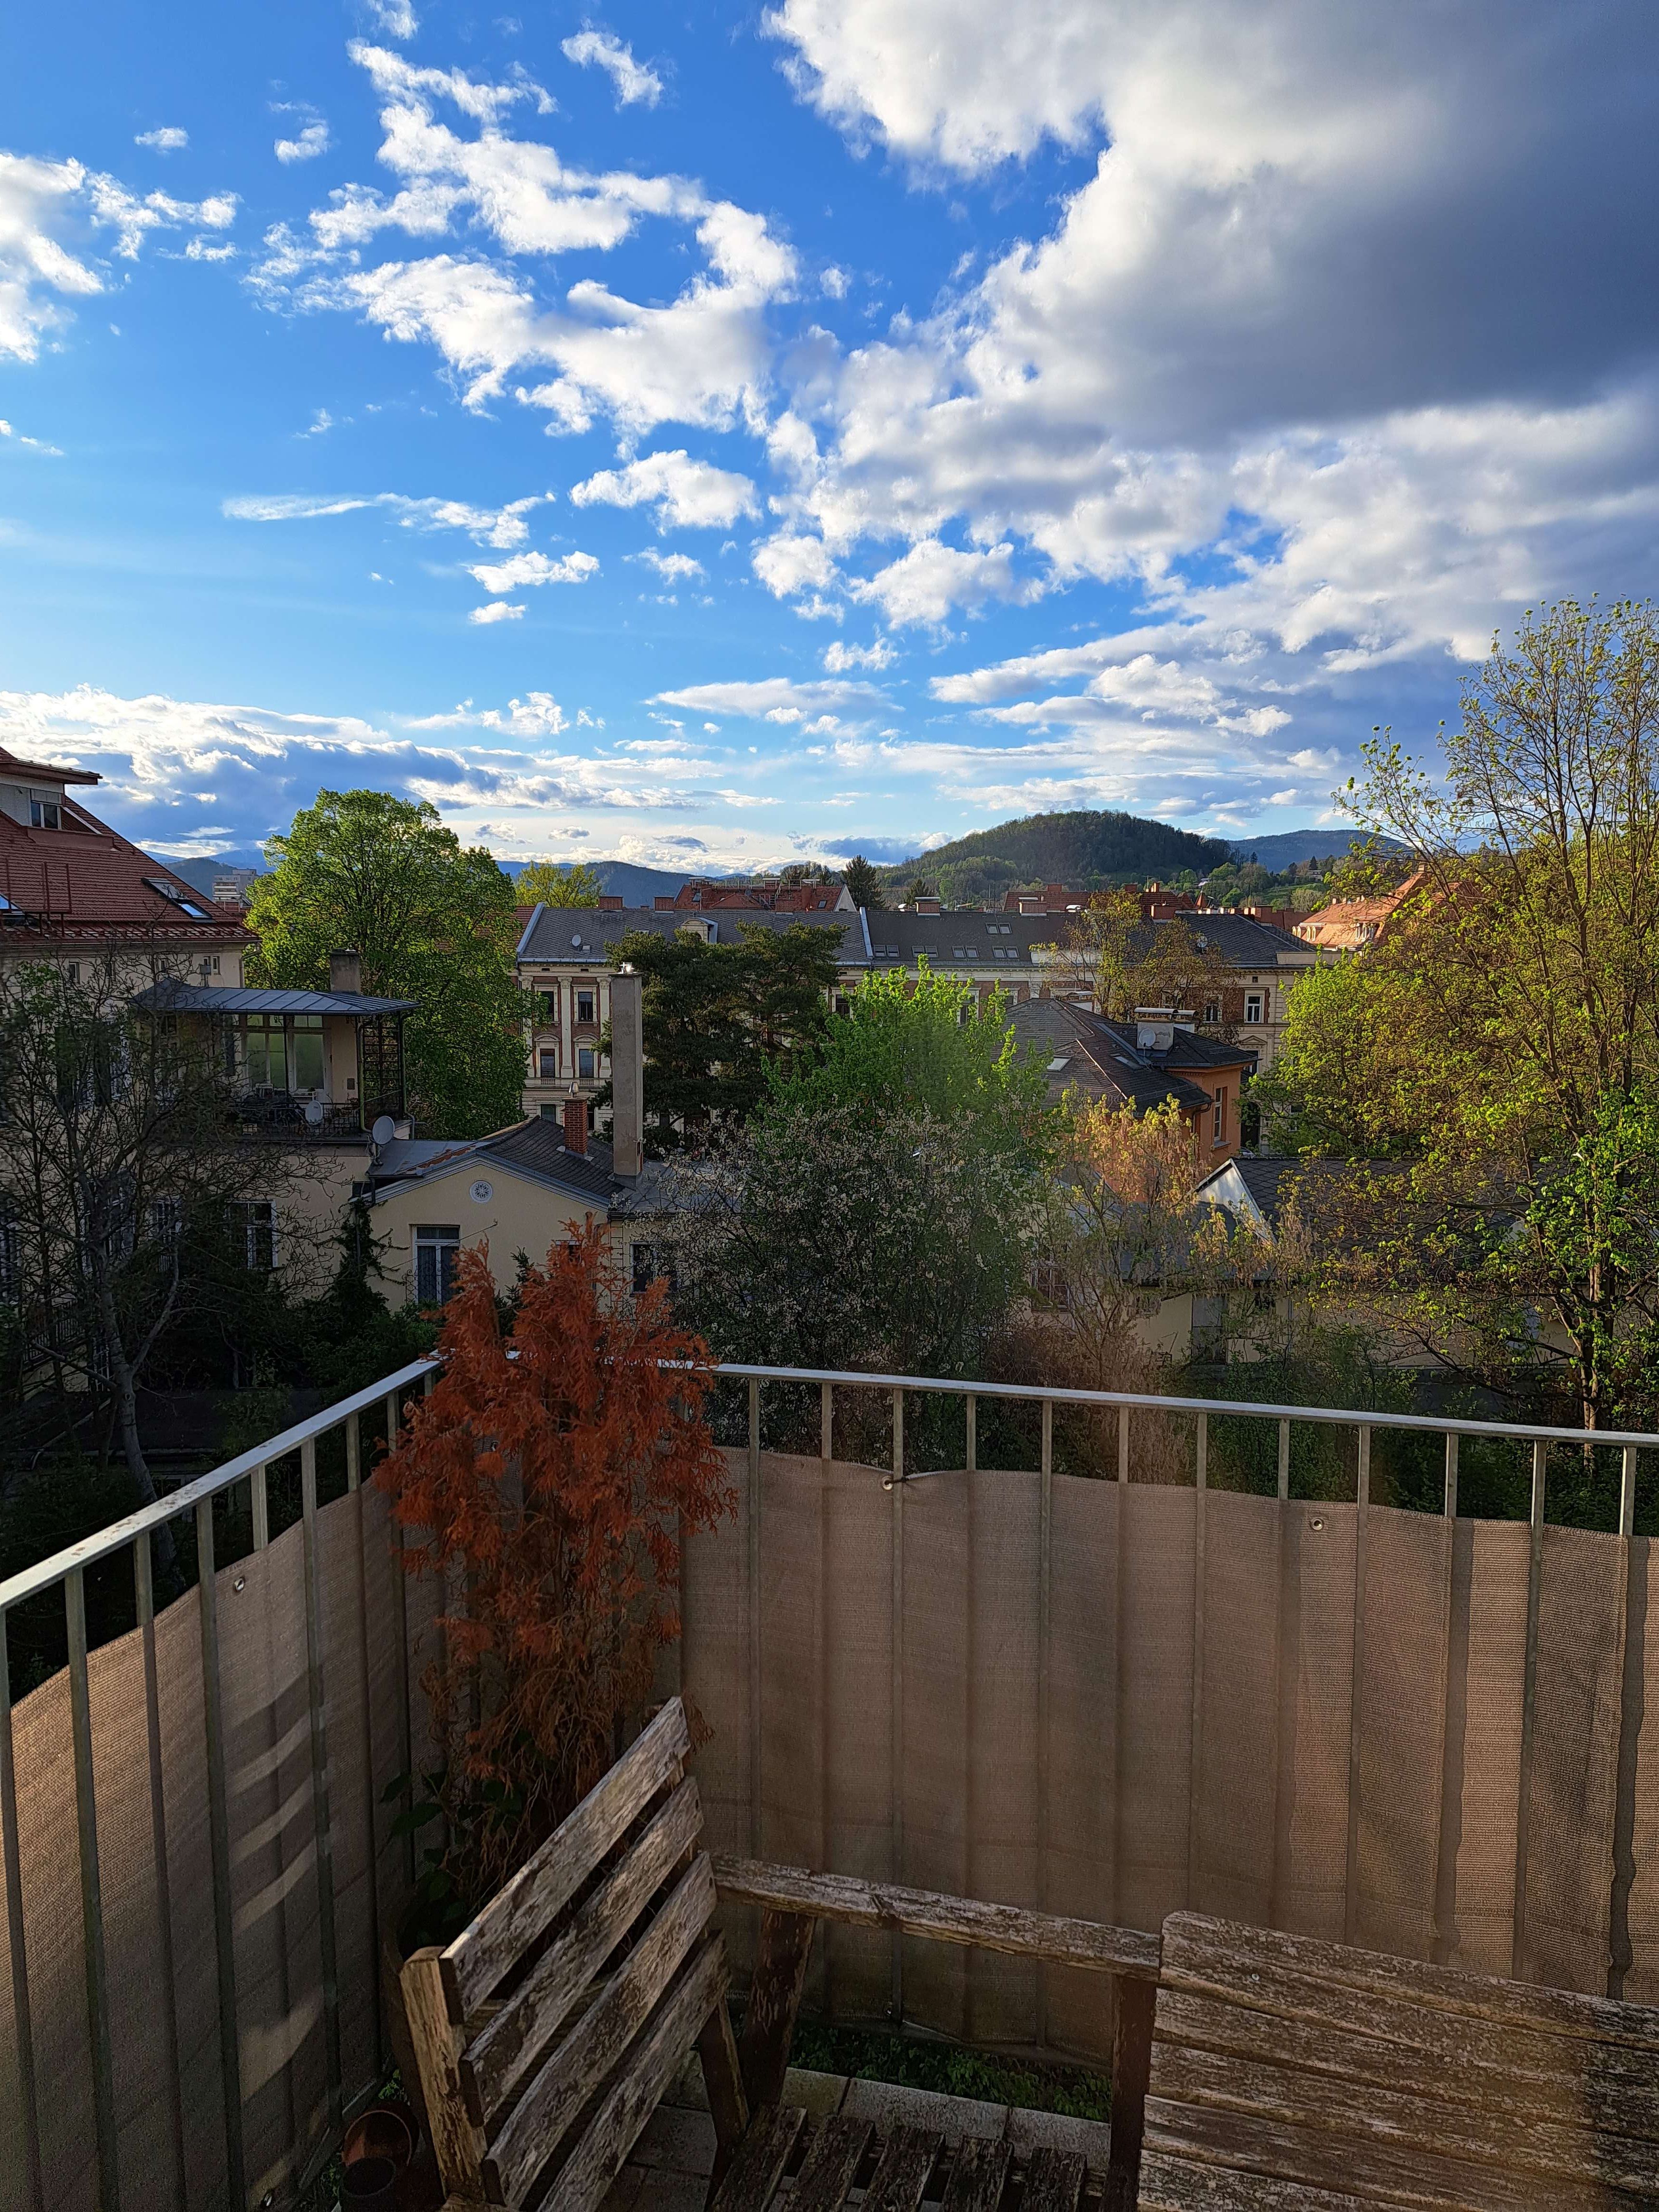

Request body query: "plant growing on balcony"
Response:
[376, 1222, 732, 1941]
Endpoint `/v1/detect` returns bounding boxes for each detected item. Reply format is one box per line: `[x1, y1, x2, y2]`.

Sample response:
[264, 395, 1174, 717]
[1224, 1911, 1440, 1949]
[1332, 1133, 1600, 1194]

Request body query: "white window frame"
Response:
[414, 1224, 461, 1305]
[1212, 1088, 1227, 1144]
[1245, 991, 1265, 1024]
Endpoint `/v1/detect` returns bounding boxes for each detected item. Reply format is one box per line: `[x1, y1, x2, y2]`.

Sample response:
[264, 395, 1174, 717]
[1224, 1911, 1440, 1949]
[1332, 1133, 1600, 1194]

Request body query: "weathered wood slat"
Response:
[1160, 1914, 1659, 2052]
[442, 1699, 690, 2021]
[862, 2126, 944, 2212]
[462, 1775, 705, 2124]
[1137, 2146, 1374, 2210]
[788, 2118, 875, 2212]
[1150, 2042, 1659, 2195]
[738, 1908, 816, 2110]
[538, 1932, 729, 2212]
[937, 2135, 1010, 2212]
[1108, 1973, 1158, 2211]
[1151, 1986, 1659, 2144]
[707, 2102, 806, 2212]
[400, 1948, 486, 2201]
[1023, 2146, 1086, 2212]
[1143, 2097, 1634, 2212]
[712, 1856, 1160, 1979]
[698, 1995, 752, 2169]
[482, 1858, 714, 2206]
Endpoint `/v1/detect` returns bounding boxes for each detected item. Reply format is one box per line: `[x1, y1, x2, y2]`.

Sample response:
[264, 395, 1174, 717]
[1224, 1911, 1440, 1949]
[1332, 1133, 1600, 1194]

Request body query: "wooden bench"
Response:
[399, 1693, 1162, 2210]
[1138, 1911, 1659, 2209]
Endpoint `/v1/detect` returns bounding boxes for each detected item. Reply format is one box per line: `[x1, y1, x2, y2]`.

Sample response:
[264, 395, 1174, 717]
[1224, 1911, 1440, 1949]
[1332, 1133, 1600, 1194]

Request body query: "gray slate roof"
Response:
[367, 1113, 658, 1211]
[1012, 999, 1256, 1115]
[517, 905, 861, 962]
[137, 982, 417, 1016]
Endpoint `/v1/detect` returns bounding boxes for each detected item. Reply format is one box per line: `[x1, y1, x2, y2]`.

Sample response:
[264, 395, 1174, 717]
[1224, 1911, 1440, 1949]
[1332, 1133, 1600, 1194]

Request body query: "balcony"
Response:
[1, 1364, 1655, 2208]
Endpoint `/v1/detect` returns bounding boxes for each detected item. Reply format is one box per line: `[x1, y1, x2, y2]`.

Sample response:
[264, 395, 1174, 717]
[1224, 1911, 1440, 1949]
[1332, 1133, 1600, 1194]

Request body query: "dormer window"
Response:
[30, 797, 60, 830]
[143, 877, 211, 920]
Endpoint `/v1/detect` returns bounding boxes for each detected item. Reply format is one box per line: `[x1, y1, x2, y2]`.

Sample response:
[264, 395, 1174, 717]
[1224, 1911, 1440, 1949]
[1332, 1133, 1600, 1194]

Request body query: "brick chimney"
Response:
[563, 1095, 589, 1155]
[329, 948, 363, 994]
[608, 970, 643, 1179]
[598, 895, 624, 912]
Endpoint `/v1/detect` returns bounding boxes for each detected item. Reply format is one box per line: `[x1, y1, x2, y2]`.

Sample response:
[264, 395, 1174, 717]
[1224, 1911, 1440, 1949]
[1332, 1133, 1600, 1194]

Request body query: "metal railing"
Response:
[0, 1355, 438, 2212]
[2, 1355, 1653, 2211]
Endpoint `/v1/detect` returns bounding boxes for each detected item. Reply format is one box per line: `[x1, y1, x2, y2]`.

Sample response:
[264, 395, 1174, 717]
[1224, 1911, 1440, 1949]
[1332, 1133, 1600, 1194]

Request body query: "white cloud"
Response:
[752, 531, 837, 599]
[852, 539, 1037, 627]
[0, 152, 237, 361]
[0, 418, 63, 455]
[134, 128, 188, 153]
[561, 30, 664, 108]
[467, 547, 599, 592]
[571, 449, 757, 529]
[223, 487, 554, 547]
[822, 637, 894, 671]
[651, 675, 885, 723]
[276, 122, 332, 165]
[469, 600, 524, 623]
[632, 548, 705, 581]
[366, 0, 418, 37]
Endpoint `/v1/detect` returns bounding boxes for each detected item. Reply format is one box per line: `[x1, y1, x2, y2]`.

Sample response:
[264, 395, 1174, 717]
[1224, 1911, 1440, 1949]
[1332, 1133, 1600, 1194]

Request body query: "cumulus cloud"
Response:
[469, 600, 525, 623]
[752, 532, 837, 599]
[134, 127, 188, 153]
[467, 547, 598, 592]
[223, 487, 554, 547]
[366, 0, 418, 37]
[851, 538, 1038, 627]
[0, 151, 235, 361]
[651, 675, 885, 724]
[571, 449, 757, 529]
[275, 120, 332, 165]
[822, 637, 894, 671]
[562, 30, 664, 108]
[632, 548, 705, 581]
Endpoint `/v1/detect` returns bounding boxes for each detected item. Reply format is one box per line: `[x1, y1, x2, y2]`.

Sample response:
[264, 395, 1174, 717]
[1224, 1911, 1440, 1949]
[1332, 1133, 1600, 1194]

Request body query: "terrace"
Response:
[1, 1361, 1656, 2210]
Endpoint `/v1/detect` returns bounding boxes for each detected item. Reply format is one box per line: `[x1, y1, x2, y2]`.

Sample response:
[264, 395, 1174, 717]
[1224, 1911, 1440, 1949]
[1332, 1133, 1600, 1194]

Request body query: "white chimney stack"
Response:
[609, 969, 643, 1179]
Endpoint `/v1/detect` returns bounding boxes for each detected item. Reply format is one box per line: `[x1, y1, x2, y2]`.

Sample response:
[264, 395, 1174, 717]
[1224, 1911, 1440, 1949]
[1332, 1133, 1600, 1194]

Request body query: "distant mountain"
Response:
[166, 853, 266, 896]
[503, 858, 689, 906]
[883, 808, 1230, 887]
[1227, 830, 1410, 870]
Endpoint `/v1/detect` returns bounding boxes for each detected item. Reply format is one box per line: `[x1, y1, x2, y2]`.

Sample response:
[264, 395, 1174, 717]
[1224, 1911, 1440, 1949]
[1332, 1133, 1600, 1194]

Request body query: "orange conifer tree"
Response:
[378, 1222, 731, 1924]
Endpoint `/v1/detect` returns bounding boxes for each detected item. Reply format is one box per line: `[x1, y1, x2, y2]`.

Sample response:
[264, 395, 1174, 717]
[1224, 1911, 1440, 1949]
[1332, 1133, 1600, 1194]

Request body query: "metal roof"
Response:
[135, 983, 417, 1016]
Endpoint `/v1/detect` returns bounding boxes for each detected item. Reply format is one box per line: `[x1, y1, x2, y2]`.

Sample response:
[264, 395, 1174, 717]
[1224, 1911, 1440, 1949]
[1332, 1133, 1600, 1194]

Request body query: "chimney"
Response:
[598, 895, 624, 912]
[563, 1095, 590, 1156]
[609, 969, 643, 1179]
[654, 896, 675, 910]
[329, 948, 363, 995]
[913, 896, 941, 915]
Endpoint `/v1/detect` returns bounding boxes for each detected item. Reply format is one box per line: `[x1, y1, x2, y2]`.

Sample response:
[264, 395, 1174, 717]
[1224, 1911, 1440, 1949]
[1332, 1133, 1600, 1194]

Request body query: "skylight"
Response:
[144, 877, 212, 920]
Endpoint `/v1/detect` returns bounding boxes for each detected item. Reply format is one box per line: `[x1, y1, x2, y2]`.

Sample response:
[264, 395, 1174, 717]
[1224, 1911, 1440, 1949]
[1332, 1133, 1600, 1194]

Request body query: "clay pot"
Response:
[340, 2153, 398, 2209]
[343, 2103, 415, 2170]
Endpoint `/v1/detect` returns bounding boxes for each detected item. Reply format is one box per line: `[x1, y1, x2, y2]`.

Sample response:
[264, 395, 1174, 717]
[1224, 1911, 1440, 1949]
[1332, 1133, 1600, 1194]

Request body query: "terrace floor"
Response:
[601, 2057, 1117, 2212]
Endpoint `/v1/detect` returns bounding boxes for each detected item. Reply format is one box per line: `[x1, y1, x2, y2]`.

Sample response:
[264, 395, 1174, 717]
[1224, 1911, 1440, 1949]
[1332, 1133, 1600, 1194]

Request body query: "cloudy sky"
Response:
[2, 0, 1656, 870]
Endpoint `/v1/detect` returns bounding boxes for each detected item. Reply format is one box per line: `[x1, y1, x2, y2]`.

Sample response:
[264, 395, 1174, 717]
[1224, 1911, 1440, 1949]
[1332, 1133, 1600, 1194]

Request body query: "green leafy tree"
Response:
[1258, 598, 1659, 1428]
[1057, 891, 1235, 1026]
[841, 854, 884, 910]
[771, 962, 1048, 1160]
[606, 922, 841, 1149]
[516, 860, 604, 907]
[248, 790, 527, 1138]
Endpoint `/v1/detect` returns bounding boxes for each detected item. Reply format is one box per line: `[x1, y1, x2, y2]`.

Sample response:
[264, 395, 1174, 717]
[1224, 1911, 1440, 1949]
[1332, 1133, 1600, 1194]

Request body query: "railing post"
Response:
[1037, 1397, 1053, 2048]
[0, 1609, 45, 2212]
[1277, 1416, 1291, 1500]
[819, 1379, 832, 1462]
[135, 1531, 188, 2194]
[66, 1568, 120, 2212]
[1189, 1415, 1208, 1912]
[1612, 1444, 1646, 1997]
[300, 1435, 344, 2127]
[1343, 1425, 1372, 1945]
[965, 1392, 976, 1473]
[748, 1377, 762, 1859]
[250, 1461, 268, 1551]
[344, 1411, 384, 2057]
[1513, 1438, 1547, 1981]
[1118, 1402, 1130, 1483]
[1445, 1432, 1460, 1519]
[1620, 1445, 1638, 1539]
[890, 1384, 905, 2024]
[195, 1493, 247, 2210]
[346, 1410, 362, 1493]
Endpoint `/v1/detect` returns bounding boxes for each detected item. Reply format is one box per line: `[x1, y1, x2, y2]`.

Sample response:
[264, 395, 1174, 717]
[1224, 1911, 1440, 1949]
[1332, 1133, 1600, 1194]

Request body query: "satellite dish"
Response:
[371, 1114, 396, 1146]
[303, 1098, 325, 1125]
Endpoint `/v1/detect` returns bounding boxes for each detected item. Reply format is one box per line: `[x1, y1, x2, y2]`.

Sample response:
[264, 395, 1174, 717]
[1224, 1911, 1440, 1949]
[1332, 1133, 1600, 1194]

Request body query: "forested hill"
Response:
[884, 808, 1230, 895]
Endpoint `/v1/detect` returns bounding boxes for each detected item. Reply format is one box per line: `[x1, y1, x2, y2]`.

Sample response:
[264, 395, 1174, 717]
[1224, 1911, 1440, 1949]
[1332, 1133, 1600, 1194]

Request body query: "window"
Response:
[242, 1014, 284, 1090]
[1245, 991, 1265, 1024]
[29, 796, 60, 830]
[536, 987, 558, 1026]
[1212, 1087, 1228, 1145]
[414, 1225, 461, 1306]
[1203, 999, 1221, 1025]
[232, 1200, 276, 1271]
[538, 1046, 560, 1078]
[292, 1014, 323, 1093]
[539, 1102, 561, 1120]
[147, 1195, 183, 1252]
[575, 986, 597, 1025]
[577, 1047, 596, 1079]
[65, 961, 80, 985]
[631, 1242, 676, 1296]
[143, 876, 211, 920]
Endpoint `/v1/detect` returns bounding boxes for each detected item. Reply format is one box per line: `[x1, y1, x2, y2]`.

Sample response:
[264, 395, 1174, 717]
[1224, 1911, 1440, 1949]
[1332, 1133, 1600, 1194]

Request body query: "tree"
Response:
[1058, 891, 1236, 1026]
[1260, 598, 1659, 1428]
[0, 954, 309, 1510]
[606, 922, 840, 1150]
[247, 790, 527, 1138]
[771, 963, 1049, 1161]
[377, 1225, 731, 1934]
[656, 1103, 1042, 1381]
[516, 859, 604, 907]
[904, 876, 936, 907]
[841, 854, 884, 910]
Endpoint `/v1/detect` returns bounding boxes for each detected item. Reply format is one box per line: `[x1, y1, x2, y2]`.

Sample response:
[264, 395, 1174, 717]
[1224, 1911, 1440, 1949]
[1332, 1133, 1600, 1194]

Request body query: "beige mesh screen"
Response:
[690, 1447, 1657, 2068]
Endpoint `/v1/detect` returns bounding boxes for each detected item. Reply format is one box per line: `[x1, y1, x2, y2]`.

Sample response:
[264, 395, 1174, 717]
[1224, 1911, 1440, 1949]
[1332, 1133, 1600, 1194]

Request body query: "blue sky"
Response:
[2, 0, 1658, 872]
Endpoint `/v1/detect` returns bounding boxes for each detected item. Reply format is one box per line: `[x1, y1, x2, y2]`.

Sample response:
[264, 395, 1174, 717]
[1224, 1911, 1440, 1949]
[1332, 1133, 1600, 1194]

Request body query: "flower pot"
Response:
[340, 2153, 398, 2209]
[344, 2101, 415, 2171]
